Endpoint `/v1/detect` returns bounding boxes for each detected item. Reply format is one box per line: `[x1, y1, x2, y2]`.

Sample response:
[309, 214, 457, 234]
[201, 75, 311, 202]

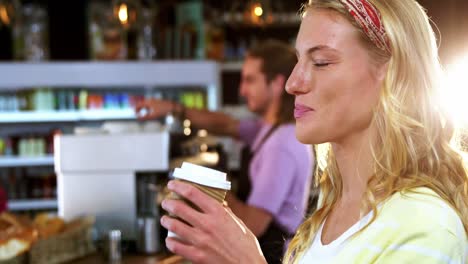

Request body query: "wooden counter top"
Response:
[69, 253, 186, 264]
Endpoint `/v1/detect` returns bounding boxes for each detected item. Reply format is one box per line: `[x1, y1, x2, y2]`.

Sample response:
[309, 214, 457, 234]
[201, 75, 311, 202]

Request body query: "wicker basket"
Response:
[0, 253, 27, 264]
[28, 216, 96, 264]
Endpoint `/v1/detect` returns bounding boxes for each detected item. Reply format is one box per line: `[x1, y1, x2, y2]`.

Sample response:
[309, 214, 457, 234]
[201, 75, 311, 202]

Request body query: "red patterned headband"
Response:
[339, 0, 391, 53]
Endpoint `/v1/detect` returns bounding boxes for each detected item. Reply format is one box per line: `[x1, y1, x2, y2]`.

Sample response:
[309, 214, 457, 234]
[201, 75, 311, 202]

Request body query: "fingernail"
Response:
[167, 180, 174, 189]
[165, 238, 174, 251]
[161, 200, 167, 209]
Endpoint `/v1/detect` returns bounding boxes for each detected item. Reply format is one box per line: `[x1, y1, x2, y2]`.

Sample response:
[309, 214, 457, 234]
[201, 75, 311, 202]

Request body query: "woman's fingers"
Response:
[161, 198, 206, 229]
[167, 180, 223, 214]
[165, 237, 208, 264]
[160, 215, 200, 244]
[161, 215, 212, 263]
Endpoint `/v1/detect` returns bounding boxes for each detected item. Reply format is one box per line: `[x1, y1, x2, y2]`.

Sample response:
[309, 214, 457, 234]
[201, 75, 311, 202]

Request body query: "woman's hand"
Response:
[135, 98, 174, 120]
[160, 180, 267, 264]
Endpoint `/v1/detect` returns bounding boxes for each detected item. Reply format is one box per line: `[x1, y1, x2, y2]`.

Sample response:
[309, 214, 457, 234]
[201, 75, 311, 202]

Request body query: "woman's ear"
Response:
[376, 61, 389, 82]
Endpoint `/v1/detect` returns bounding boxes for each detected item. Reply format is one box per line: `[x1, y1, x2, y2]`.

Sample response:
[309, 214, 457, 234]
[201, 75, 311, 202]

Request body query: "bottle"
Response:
[4, 138, 13, 156]
[13, 4, 49, 61]
[107, 230, 122, 261]
[88, 3, 127, 60]
[26, 137, 35, 156]
[137, 8, 157, 60]
[18, 138, 27, 156]
[79, 90, 88, 110]
[36, 137, 46, 156]
[204, 10, 225, 61]
[0, 138, 5, 155]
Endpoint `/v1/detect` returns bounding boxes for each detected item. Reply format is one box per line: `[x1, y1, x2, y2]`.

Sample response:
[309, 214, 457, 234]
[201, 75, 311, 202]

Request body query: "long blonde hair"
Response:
[284, 0, 468, 262]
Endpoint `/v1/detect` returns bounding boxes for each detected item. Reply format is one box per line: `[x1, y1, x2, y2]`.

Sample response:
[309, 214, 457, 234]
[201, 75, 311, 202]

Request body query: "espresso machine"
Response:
[54, 131, 169, 253]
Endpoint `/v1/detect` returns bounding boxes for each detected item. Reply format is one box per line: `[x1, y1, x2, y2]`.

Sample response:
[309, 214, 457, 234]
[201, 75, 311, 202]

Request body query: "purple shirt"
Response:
[239, 119, 313, 234]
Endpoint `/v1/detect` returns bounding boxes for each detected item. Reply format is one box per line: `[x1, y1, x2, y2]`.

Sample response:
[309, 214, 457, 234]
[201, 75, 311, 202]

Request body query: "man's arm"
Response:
[184, 106, 240, 138]
[135, 98, 240, 138]
[225, 193, 273, 237]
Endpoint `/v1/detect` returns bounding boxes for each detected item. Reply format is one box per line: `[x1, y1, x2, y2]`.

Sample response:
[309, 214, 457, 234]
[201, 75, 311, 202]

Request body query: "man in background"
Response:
[136, 39, 314, 264]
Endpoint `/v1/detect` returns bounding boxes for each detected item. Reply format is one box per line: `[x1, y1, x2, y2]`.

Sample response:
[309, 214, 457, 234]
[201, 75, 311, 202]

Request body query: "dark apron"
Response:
[237, 124, 291, 264]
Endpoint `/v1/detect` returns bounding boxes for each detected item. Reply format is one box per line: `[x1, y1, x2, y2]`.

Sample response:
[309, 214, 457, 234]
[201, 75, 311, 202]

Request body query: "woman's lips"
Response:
[294, 104, 314, 119]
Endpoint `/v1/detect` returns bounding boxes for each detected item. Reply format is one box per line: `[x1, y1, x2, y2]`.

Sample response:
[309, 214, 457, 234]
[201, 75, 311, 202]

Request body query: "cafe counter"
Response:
[69, 253, 186, 264]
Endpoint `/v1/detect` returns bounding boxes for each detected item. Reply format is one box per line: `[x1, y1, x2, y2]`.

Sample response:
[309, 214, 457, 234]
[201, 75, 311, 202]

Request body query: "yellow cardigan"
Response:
[318, 187, 467, 263]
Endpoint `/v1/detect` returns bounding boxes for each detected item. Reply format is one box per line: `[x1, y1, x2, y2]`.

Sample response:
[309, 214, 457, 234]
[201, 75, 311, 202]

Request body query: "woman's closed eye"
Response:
[313, 62, 331, 67]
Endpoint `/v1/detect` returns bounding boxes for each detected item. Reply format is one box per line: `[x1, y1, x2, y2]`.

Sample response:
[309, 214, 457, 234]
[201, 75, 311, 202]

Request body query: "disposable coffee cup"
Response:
[167, 162, 231, 238]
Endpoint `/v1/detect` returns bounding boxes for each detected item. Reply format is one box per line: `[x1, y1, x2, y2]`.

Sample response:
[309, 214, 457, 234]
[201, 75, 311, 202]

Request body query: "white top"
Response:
[299, 212, 373, 264]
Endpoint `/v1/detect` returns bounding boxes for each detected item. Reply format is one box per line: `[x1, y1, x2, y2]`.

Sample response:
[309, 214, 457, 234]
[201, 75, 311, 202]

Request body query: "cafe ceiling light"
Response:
[0, 0, 18, 27]
[117, 3, 128, 25]
[113, 0, 140, 29]
[0, 5, 9, 26]
[245, 0, 273, 26]
[253, 4, 263, 17]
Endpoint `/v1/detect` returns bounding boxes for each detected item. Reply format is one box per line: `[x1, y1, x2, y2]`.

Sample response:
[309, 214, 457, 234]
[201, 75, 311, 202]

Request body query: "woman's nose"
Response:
[286, 63, 308, 95]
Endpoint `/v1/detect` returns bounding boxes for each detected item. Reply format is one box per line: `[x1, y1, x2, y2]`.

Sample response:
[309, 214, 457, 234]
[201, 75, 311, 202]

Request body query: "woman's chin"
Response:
[295, 126, 327, 145]
[295, 128, 315, 144]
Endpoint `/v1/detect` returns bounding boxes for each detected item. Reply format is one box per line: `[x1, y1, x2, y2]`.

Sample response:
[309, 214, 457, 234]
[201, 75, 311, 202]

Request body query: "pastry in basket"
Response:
[33, 213, 65, 239]
[62, 218, 83, 233]
[0, 212, 38, 260]
[29, 216, 96, 264]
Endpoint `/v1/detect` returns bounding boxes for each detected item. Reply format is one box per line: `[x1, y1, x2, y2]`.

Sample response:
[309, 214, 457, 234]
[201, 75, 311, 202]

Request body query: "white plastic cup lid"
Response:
[181, 162, 226, 180]
[172, 162, 231, 190]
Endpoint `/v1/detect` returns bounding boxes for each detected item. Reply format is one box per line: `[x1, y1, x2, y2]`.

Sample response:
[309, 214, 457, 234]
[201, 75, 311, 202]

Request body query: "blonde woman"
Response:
[160, 0, 468, 263]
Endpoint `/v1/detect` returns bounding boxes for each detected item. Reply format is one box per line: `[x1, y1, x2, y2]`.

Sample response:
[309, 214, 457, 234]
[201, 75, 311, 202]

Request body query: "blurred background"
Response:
[0, 1, 466, 262]
[0, 0, 466, 242]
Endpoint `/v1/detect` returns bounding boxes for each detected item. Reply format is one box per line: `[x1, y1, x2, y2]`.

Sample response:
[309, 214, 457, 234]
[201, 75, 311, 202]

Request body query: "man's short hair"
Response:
[247, 39, 297, 83]
[247, 39, 297, 124]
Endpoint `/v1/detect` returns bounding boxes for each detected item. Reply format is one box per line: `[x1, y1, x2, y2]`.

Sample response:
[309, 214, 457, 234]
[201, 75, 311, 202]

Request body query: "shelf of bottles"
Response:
[0, 87, 141, 123]
[0, 87, 209, 123]
[1, 164, 57, 210]
[0, 62, 219, 133]
[0, 61, 221, 109]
